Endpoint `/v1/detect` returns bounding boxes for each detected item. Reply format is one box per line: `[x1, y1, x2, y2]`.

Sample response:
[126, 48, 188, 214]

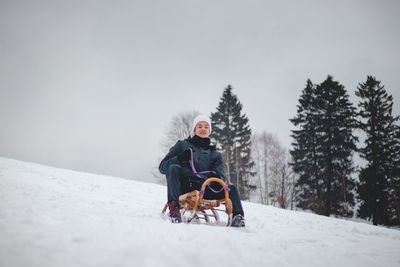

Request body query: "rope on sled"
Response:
[188, 148, 230, 194]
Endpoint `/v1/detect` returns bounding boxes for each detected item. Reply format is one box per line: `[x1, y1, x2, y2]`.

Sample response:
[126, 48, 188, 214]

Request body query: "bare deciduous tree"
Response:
[160, 110, 200, 153]
[274, 149, 295, 209]
[251, 131, 297, 209]
[251, 132, 274, 205]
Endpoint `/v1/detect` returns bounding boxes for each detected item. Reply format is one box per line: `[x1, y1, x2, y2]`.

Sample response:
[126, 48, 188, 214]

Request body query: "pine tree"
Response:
[290, 80, 324, 213]
[356, 76, 400, 226]
[314, 76, 357, 217]
[291, 76, 357, 217]
[210, 85, 254, 199]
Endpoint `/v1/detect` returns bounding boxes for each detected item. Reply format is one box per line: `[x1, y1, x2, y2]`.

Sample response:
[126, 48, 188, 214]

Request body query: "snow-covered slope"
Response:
[0, 157, 399, 267]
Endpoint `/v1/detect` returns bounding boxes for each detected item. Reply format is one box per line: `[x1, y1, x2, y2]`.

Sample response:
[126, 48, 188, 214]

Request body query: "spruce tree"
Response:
[290, 80, 324, 213]
[291, 76, 357, 217]
[356, 76, 400, 226]
[210, 85, 254, 199]
[314, 76, 357, 217]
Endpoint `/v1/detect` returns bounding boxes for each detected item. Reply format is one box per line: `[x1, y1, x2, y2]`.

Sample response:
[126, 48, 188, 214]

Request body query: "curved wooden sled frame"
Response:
[162, 178, 233, 226]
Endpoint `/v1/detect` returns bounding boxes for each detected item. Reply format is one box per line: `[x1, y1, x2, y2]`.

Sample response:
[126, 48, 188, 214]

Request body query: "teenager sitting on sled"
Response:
[159, 115, 245, 227]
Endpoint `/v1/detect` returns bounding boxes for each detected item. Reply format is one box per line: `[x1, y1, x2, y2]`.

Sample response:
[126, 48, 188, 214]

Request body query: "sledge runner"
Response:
[159, 115, 245, 227]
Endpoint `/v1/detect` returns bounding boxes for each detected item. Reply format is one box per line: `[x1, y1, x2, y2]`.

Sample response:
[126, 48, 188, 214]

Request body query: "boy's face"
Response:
[194, 121, 210, 138]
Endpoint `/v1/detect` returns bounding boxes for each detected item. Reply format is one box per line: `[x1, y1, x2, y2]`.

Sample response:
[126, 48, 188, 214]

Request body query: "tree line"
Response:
[160, 76, 399, 226]
[291, 75, 399, 226]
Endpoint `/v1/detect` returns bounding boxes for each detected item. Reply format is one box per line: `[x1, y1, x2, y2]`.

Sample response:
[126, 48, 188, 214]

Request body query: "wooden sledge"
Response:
[162, 178, 233, 226]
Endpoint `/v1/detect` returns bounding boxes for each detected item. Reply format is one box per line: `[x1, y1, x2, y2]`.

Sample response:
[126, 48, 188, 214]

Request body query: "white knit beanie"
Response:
[191, 115, 212, 134]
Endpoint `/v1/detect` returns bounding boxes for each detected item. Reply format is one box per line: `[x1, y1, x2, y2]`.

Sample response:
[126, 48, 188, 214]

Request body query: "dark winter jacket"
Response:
[159, 135, 226, 181]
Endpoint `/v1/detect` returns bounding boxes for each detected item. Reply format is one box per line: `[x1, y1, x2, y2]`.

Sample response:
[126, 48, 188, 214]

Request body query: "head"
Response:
[191, 115, 212, 138]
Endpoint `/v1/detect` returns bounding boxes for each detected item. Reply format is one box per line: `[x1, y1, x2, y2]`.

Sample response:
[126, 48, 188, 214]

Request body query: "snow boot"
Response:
[168, 201, 182, 223]
[231, 214, 245, 227]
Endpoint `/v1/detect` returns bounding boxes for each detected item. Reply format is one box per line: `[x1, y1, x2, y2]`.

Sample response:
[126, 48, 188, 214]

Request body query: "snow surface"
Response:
[1, 157, 399, 267]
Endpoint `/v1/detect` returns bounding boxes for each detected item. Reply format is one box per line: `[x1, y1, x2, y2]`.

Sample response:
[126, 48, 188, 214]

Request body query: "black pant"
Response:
[166, 164, 244, 216]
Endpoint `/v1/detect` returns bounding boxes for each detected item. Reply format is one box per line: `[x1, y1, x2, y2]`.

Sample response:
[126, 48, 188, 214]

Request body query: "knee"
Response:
[167, 164, 181, 177]
[169, 164, 181, 171]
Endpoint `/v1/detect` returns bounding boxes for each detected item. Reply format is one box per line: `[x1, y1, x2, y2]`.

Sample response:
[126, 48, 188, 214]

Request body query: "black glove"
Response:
[177, 148, 192, 163]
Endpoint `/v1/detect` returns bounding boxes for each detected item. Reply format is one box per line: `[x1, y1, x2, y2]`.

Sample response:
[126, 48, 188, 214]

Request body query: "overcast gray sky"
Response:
[1, 0, 399, 182]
